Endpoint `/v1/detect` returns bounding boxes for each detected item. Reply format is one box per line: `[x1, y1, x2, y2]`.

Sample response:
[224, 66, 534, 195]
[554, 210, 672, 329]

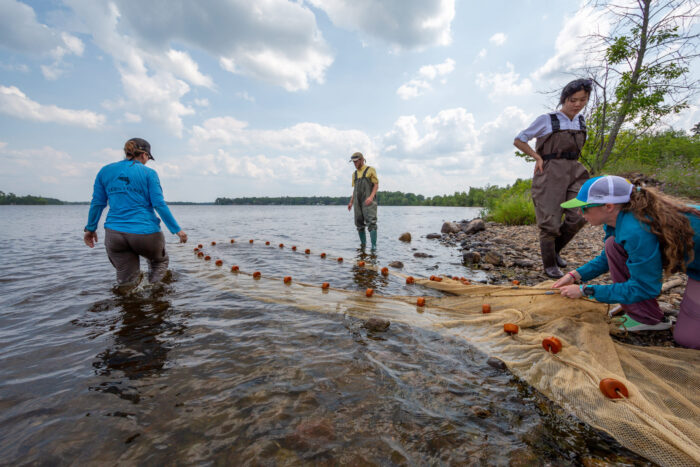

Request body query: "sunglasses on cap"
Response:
[580, 203, 603, 213]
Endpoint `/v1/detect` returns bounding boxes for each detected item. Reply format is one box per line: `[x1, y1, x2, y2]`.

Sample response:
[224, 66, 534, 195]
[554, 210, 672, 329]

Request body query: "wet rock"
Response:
[481, 264, 493, 270]
[462, 218, 485, 235]
[426, 233, 442, 239]
[388, 261, 404, 269]
[484, 251, 503, 266]
[512, 258, 535, 268]
[414, 252, 433, 258]
[287, 419, 336, 449]
[508, 447, 541, 467]
[441, 221, 461, 234]
[462, 251, 481, 264]
[470, 406, 491, 418]
[364, 318, 390, 332]
[398, 232, 411, 242]
[487, 357, 507, 370]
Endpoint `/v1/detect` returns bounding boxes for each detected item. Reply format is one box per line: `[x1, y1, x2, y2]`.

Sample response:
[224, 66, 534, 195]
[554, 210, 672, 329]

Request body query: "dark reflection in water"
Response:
[87, 282, 186, 404]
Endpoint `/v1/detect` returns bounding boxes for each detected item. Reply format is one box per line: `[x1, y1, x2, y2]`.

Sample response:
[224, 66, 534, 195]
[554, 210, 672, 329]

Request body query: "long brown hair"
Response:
[123, 140, 141, 160]
[623, 186, 699, 274]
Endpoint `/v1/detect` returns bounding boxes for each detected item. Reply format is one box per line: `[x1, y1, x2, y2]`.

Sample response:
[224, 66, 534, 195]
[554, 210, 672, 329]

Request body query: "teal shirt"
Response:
[577, 207, 700, 304]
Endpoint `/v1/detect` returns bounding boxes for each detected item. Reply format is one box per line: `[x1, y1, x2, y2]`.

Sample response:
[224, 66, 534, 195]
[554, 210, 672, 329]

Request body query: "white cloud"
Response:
[397, 58, 455, 100]
[235, 92, 255, 103]
[532, 7, 607, 80]
[0, 85, 105, 128]
[163, 49, 214, 88]
[477, 48, 487, 59]
[307, 0, 455, 51]
[193, 98, 210, 107]
[475, 63, 534, 99]
[124, 112, 142, 123]
[489, 33, 507, 46]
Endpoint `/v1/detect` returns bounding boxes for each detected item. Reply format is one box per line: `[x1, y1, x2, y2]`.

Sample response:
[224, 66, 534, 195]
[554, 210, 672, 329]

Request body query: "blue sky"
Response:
[1, 0, 698, 202]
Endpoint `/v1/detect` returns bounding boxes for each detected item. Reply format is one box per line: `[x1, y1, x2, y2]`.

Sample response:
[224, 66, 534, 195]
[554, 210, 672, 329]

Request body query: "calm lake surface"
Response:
[0, 205, 647, 465]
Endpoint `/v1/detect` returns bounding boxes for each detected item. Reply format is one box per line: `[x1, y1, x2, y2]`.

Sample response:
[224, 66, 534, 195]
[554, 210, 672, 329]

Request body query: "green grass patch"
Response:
[486, 192, 536, 225]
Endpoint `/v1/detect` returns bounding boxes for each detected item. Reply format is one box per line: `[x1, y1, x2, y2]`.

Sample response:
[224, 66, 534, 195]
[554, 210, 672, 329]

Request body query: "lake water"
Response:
[0, 205, 646, 464]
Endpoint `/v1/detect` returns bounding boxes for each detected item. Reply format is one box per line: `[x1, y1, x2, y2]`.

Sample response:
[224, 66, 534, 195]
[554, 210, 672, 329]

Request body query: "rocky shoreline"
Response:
[421, 218, 689, 347]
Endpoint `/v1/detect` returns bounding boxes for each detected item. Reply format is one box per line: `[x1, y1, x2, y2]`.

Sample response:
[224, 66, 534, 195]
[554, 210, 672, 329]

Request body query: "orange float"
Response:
[461, 279, 471, 285]
[365, 288, 374, 297]
[204, 255, 211, 261]
[197, 252, 204, 258]
[249, 239, 254, 244]
[231, 265, 239, 272]
[358, 261, 365, 267]
[230, 239, 235, 243]
[265, 241, 270, 245]
[512, 280, 520, 285]
[292, 246, 297, 251]
[215, 259, 223, 266]
[542, 337, 563, 354]
[337, 257, 343, 262]
[504, 323, 519, 334]
[253, 271, 261, 278]
[279, 243, 284, 248]
[599, 378, 629, 399]
[284, 276, 292, 284]
[381, 267, 389, 276]
[211, 241, 216, 246]
[194, 247, 199, 252]
[321, 282, 330, 289]
[406, 276, 415, 285]
[452, 276, 459, 280]
[305, 249, 310, 254]
[417, 297, 425, 307]
[482, 304, 491, 313]
[198, 244, 203, 249]
[320, 253, 326, 258]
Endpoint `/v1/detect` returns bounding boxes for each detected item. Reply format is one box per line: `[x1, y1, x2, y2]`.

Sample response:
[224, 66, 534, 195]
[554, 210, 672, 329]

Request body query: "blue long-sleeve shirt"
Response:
[85, 159, 181, 235]
[577, 207, 700, 304]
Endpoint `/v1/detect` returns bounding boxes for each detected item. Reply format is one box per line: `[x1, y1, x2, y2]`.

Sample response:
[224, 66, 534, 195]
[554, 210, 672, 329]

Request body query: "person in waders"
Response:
[514, 78, 593, 278]
[347, 152, 378, 249]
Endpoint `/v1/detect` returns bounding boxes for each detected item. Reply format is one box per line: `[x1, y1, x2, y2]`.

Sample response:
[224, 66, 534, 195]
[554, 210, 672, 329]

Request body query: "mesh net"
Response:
[188, 242, 700, 466]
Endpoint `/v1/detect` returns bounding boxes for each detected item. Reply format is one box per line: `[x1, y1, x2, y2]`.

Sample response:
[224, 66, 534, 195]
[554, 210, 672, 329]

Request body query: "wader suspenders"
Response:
[354, 167, 369, 184]
[541, 114, 585, 161]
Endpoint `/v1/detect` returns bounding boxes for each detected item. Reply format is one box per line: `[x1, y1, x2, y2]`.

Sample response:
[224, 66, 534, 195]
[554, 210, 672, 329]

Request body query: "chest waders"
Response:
[353, 167, 378, 248]
[531, 114, 590, 278]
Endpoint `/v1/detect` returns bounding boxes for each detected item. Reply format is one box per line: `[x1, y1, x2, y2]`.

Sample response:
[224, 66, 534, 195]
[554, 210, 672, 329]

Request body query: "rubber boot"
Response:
[554, 222, 583, 269]
[369, 230, 377, 249]
[358, 229, 367, 247]
[540, 237, 563, 278]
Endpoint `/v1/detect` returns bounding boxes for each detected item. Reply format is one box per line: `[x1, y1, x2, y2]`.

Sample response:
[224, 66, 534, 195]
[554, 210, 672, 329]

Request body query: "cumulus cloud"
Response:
[475, 63, 534, 99]
[489, 33, 507, 46]
[307, 0, 455, 51]
[0, 85, 105, 128]
[397, 58, 455, 100]
[0, 1, 85, 80]
[532, 6, 607, 80]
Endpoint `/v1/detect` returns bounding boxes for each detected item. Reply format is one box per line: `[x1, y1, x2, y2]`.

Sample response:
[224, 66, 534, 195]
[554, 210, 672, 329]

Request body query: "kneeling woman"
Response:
[553, 175, 699, 349]
[84, 138, 187, 285]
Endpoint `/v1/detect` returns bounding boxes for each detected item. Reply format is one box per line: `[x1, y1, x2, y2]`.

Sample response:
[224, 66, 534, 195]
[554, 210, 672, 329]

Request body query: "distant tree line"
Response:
[0, 191, 63, 205]
[214, 184, 526, 207]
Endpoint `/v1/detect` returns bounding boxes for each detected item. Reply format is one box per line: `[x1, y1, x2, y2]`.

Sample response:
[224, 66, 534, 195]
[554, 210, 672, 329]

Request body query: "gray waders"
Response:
[532, 114, 589, 278]
[353, 167, 377, 248]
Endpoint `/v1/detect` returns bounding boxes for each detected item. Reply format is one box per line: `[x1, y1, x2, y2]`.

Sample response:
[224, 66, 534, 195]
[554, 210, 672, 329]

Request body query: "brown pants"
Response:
[104, 228, 169, 284]
[531, 159, 589, 239]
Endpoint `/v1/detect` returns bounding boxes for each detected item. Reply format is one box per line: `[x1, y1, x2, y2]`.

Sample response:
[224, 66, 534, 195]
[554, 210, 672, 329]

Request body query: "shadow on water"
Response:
[85, 278, 186, 404]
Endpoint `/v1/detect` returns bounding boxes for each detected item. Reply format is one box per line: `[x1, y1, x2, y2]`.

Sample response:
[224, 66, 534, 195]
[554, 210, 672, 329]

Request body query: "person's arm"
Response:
[586, 229, 663, 304]
[84, 171, 107, 248]
[147, 170, 186, 241]
[514, 114, 549, 174]
[513, 139, 544, 174]
[365, 183, 378, 206]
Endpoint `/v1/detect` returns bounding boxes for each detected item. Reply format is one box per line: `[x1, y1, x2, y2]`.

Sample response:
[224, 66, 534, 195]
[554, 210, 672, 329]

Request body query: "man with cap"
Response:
[84, 137, 187, 287]
[552, 175, 700, 348]
[347, 152, 379, 249]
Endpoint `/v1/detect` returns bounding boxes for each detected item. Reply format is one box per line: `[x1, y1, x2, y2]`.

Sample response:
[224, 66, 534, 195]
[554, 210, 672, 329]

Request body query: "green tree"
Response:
[582, 0, 699, 174]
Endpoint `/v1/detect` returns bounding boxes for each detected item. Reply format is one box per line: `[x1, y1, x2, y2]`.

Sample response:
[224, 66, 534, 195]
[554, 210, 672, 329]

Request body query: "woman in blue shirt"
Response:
[84, 138, 187, 285]
[553, 175, 700, 349]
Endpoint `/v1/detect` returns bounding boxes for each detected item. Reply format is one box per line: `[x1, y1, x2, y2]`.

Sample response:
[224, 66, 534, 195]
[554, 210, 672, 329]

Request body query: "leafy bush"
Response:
[486, 192, 536, 225]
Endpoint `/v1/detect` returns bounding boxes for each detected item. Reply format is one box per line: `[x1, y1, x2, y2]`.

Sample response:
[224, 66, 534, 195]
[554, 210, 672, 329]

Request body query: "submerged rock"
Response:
[470, 406, 491, 418]
[426, 233, 442, 239]
[414, 252, 433, 258]
[364, 318, 390, 332]
[388, 261, 404, 269]
[398, 232, 412, 242]
[462, 251, 481, 264]
[486, 357, 507, 370]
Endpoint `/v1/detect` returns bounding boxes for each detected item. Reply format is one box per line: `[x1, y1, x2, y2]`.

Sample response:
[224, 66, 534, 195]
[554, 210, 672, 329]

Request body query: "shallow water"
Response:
[0, 205, 650, 465]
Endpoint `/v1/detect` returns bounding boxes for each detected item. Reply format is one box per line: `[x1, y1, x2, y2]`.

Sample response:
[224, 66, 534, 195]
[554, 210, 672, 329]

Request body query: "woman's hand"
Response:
[177, 231, 188, 243]
[84, 231, 98, 248]
[347, 200, 353, 211]
[534, 157, 544, 174]
[559, 285, 583, 299]
[553, 271, 578, 288]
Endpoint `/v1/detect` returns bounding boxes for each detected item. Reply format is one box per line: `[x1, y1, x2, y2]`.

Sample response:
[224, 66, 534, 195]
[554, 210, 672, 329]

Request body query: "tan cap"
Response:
[350, 152, 363, 162]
